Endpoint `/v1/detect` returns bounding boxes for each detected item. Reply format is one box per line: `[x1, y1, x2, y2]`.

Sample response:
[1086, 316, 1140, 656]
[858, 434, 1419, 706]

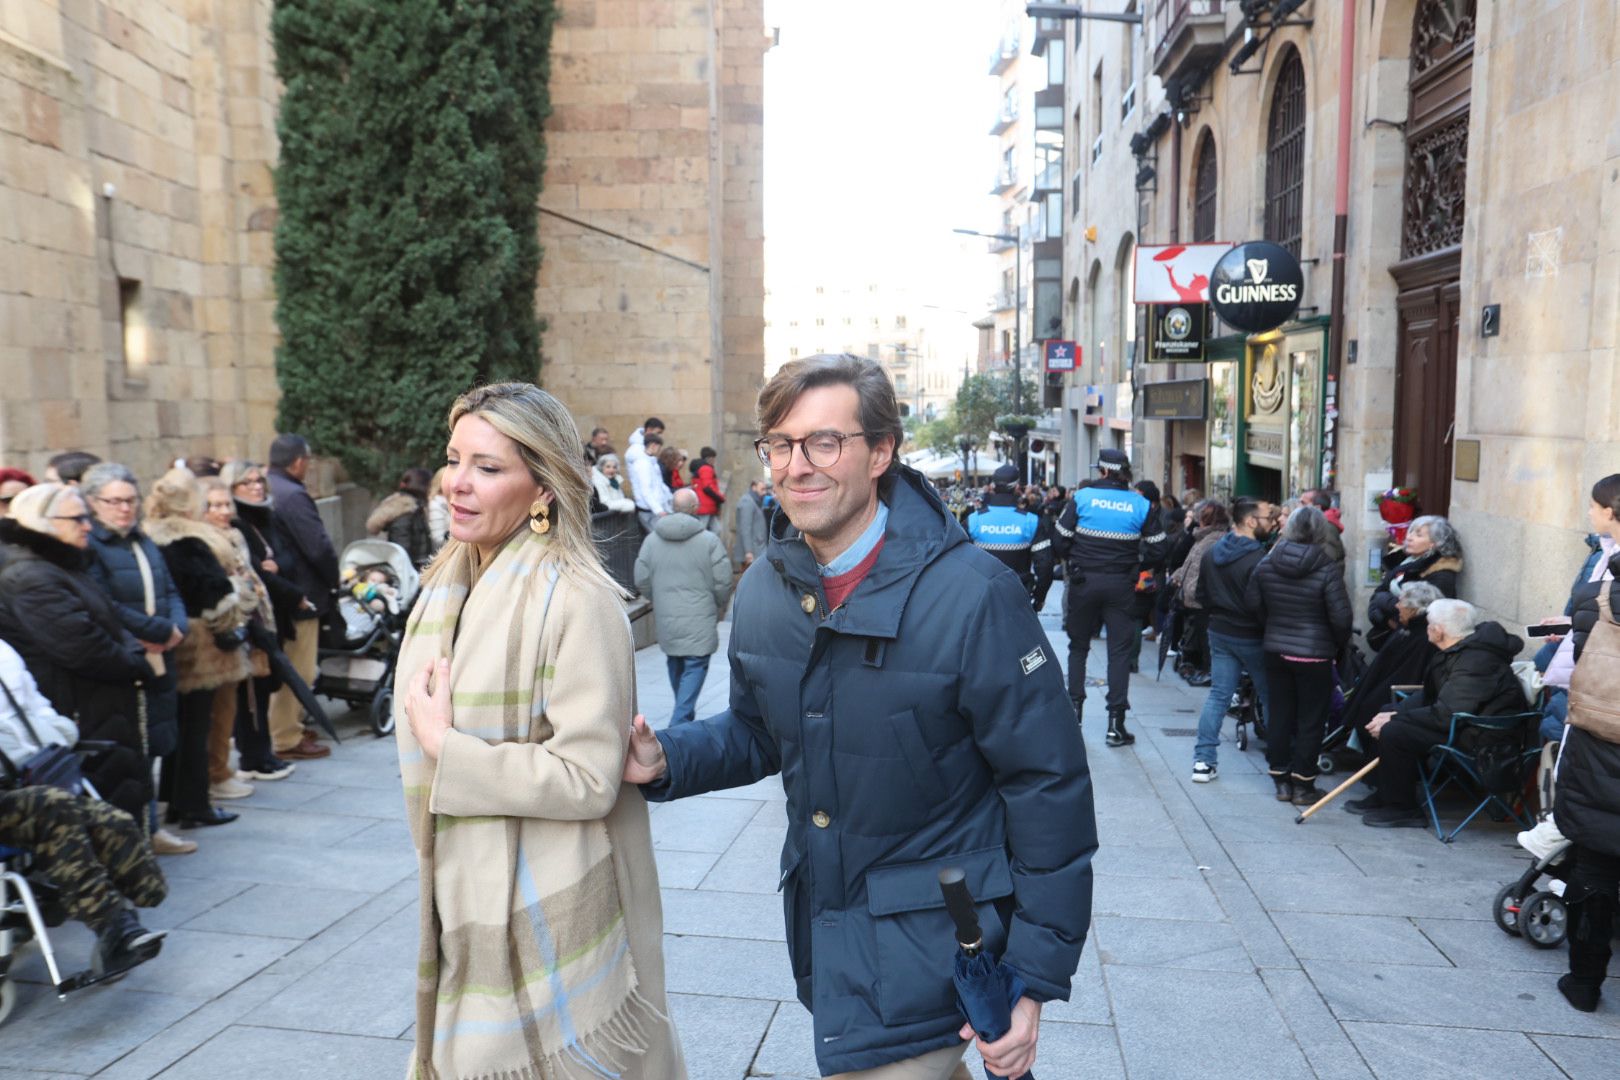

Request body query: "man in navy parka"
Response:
[626, 354, 1097, 1079]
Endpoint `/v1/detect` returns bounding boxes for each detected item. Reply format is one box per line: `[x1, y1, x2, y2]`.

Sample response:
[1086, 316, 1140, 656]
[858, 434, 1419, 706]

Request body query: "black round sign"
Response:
[1208, 241, 1303, 334]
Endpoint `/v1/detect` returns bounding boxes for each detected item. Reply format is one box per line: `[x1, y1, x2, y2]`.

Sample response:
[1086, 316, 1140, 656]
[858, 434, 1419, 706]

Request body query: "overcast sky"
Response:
[762, 0, 1005, 318]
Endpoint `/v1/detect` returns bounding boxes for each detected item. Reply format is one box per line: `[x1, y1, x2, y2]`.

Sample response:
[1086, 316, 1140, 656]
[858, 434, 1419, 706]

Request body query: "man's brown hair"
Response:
[756, 353, 904, 471]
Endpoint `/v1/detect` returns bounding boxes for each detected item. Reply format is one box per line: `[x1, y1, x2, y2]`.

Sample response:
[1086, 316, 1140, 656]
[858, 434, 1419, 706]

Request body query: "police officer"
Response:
[966, 464, 1054, 607]
[1053, 448, 1168, 745]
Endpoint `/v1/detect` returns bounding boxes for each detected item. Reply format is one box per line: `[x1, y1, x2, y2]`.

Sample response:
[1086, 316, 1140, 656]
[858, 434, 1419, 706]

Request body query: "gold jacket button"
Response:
[801, 593, 817, 614]
[812, 810, 831, 829]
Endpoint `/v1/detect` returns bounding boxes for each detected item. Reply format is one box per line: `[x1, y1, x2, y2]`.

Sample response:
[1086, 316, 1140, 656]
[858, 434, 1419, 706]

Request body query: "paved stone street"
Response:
[2, 584, 1617, 1078]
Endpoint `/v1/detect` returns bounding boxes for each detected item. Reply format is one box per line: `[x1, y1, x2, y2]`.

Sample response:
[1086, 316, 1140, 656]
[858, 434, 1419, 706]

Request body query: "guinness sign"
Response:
[1208, 241, 1303, 333]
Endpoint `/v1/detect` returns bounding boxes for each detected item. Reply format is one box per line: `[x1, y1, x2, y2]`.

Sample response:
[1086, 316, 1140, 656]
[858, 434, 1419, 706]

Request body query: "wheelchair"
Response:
[0, 778, 162, 1025]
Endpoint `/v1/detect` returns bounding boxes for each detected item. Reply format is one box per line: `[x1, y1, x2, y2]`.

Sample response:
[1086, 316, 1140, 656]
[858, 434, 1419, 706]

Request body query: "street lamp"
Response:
[1025, 3, 1144, 23]
[954, 227, 1024, 413]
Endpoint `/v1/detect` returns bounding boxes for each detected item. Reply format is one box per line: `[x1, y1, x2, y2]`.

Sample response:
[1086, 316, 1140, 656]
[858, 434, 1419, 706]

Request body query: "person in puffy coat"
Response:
[1354, 600, 1528, 828]
[1245, 505, 1352, 806]
[1550, 473, 1620, 1013]
[634, 488, 731, 726]
[625, 355, 1095, 1079]
[690, 446, 726, 533]
[0, 485, 158, 821]
[144, 469, 257, 831]
[82, 463, 186, 769]
[366, 468, 433, 566]
[591, 453, 636, 514]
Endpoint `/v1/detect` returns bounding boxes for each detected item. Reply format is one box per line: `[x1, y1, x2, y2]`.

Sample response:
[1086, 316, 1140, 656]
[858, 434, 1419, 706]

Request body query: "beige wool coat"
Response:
[397, 551, 685, 1080]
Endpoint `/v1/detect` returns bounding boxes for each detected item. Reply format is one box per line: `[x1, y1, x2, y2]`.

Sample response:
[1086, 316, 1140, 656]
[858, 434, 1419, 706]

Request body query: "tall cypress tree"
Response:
[272, 0, 556, 490]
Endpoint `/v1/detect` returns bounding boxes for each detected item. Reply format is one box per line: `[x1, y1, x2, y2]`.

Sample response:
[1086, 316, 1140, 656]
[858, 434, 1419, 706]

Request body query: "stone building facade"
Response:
[1063, 0, 1617, 627]
[2, 0, 766, 520]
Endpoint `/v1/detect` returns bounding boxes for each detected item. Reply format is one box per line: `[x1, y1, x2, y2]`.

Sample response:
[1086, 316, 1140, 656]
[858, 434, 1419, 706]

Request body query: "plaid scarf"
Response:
[396, 530, 661, 1079]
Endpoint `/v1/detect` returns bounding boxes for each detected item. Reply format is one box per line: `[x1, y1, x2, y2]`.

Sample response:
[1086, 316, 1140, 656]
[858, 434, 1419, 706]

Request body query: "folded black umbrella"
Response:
[248, 621, 338, 743]
[939, 868, 1032, 1080]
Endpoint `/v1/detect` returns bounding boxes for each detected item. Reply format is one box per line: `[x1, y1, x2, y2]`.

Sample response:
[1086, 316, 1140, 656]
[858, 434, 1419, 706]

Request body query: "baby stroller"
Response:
[314, 539, 420, 737]
[1229, 672, 1266, 752]
[1492, 741, 1571, 949]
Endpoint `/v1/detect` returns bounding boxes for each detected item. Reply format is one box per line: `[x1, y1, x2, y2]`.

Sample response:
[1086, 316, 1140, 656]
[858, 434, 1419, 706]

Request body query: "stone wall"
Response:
[0, 1, 281, 484]
[537, 0, 767, 511]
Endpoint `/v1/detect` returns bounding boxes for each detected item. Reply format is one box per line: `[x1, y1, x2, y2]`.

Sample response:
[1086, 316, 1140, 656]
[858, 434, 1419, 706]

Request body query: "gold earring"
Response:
[529, 498, 551, 535]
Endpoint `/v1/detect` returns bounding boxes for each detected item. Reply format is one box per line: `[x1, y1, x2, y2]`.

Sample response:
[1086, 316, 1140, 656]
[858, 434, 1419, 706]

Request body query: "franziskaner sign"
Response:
[1208, 241, 1304, 333]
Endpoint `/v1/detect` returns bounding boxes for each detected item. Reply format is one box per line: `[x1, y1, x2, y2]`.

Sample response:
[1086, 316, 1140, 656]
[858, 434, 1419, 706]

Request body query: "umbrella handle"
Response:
[938, 868, 982, 951]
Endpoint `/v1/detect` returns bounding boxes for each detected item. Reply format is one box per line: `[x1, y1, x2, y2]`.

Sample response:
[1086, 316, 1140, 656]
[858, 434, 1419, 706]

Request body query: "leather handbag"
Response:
[1567, 586, 1620, 743]
[0, 678, 85, 794]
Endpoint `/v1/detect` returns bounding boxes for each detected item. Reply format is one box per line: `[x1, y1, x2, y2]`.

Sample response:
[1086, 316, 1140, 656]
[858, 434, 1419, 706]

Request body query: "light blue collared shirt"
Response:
[817, 501, 890, 577]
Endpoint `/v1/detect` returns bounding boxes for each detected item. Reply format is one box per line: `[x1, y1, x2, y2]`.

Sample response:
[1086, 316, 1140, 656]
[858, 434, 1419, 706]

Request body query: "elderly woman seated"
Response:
[1341, 581, 1446, 737]
[1349, 599, 1529, 828]
[1367, 515, 1463, 650]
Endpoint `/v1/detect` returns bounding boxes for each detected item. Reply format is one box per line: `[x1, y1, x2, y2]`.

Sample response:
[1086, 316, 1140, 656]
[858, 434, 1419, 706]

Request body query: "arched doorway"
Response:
[1389, 0, 1475, 516]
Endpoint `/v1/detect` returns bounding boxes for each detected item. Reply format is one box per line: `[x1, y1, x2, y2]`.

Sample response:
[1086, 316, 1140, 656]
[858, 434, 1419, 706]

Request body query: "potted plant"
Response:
[995, 413, 1040, 441]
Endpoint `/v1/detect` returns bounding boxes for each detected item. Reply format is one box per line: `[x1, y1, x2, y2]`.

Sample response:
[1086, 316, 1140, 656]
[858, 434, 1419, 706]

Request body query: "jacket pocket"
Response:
[865, 846, 1014, 1026]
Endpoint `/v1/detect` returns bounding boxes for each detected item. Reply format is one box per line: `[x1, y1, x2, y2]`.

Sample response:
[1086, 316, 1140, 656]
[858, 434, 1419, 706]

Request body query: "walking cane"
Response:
[1295, 758, 1379, 824]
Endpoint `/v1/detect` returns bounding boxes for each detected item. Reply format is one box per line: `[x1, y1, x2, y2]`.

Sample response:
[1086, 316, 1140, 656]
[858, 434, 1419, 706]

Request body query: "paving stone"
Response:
[1090, 871, 1225, 922]
[660, 887, 785, 942]
[89, 968, 304, 1080]
[1529, 1033, 1620, 1079]
[181, 883, 376, 941]
[278, 757, 405, 791]
[698, 823, 788, 894]
[332, 817, 415, 855]
[1413, 916, 1571, 974]
[251, 959, 417, 1039]
[669, 994, 779, 1080]
[0, 985, 199, 1075]
[1304, 959, 1620, 1037]
[148, 1023, 411, 1079]
[748, 998, 820, 1078]
[1259, 968, 1376, 1080]
[89, 929, 292, 1003]
[1222, 839, 1365, 877]
[219, 778, 336, 810]
[140, 875, 256, 931]
[1105, 965, 1312, 1079]
[655, 846, 722, 889]
[984, 1020, 1124, 1080]
[1343, 1021, 1566, 1079]
[1088, 840, 1203, 880]
[332, 903, 419, 971]
[1271, 912, 1451, 967]
[1248, 872, 1508, 921]
[662, 934, 799, 1003]
[1334, 837, 1525, 880]
[175, 806, 375, 847]
[158, 832, 415, 893]
[1091, 915, 1252, 972]
[292, 784, 414, 820]
[1040, 939, 1111, 1026]
[651, 796, 763, 854]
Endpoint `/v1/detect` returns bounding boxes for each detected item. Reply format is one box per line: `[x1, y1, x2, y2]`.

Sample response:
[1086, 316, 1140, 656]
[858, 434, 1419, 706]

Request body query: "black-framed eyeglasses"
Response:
[52, 513, 92, 525]
[91, 495, 139, 509]
[754, 431, 870, 469]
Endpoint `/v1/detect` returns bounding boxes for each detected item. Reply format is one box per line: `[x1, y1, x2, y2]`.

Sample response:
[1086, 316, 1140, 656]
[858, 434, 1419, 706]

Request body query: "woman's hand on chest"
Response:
[406, 657, 454, 760]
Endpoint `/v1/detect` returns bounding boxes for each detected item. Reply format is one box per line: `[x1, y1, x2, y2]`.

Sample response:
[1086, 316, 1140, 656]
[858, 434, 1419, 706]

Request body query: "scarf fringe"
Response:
[412, 989, 668, 1080]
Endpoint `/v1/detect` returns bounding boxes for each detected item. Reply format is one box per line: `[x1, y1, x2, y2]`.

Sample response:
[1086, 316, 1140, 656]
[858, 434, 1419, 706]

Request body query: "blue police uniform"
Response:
[1052, 475, 1167, 741]
[966, 494, 1052, 603]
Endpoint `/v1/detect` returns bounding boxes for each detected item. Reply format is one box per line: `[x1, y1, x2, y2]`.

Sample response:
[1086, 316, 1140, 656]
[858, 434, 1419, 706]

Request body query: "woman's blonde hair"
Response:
[145, 467, 202, 521]
[427, 382, 624, 596]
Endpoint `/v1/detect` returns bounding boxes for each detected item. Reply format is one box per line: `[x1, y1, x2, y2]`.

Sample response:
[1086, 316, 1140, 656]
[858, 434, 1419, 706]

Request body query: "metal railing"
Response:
[592, 511, 642, 596]
[988, 32, 1019, 74]
[1153, 0, 1224, 57]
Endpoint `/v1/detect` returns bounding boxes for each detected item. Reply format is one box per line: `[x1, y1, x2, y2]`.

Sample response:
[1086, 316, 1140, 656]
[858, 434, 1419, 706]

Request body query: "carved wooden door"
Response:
[1389, 0, 1474, 517]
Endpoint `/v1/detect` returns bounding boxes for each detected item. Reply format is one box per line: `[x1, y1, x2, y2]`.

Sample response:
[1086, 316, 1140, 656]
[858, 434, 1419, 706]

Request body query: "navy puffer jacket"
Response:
[1245, 539, 1353, 659]
[86, 521, 189, 646]
[646, 466, 1097, 1075]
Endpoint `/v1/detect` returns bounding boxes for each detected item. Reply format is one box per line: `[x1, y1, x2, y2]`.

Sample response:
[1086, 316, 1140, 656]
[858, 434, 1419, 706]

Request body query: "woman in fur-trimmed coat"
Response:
[144, 469, 258, 831]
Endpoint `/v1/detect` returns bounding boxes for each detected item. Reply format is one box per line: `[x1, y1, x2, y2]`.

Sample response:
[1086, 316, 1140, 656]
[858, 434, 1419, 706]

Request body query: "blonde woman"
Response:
[398, 383, 683, 1080]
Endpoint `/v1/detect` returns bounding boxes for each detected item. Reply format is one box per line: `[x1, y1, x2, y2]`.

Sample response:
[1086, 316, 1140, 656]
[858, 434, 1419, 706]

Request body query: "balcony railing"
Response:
[991, 168, 1020, 194]
[989, 99, 1019, 134]
[988, 31, 1019, 75]
[1153, 0, 1225, 69]
[991, 290, 1016, 313]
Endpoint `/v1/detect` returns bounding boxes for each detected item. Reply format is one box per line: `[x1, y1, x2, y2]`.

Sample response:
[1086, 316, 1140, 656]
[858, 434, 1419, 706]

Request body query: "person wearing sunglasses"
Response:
[0, 484, 153, 824]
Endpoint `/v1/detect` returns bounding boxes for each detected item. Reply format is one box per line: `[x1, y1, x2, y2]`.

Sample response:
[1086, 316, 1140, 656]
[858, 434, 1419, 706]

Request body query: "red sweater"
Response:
[822, 537, 885, 612]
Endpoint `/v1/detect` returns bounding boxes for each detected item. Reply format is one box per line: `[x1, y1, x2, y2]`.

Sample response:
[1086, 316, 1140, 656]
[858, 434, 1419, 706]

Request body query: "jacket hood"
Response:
[367, 491, 421, 534]
[0, 517, 89, 571]
[653, 513, 707, 542]
[1192, 524, 1227, 541]
[1456, 619, 1525, 660]
[1266, 538, 1333, 578]
[767, 465, 964, 638]
[1211, 532, 1263, 566]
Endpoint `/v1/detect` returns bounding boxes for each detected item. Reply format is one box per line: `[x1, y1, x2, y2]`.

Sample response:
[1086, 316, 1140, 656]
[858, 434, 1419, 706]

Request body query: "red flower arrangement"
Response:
[1378, 488, 1419, 544]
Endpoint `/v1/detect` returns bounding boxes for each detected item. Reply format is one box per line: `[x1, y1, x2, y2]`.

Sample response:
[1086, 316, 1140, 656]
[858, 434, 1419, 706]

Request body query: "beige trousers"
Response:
[268, 617, 319, 752]
[827, 1044, 971, 1080]
[207, 681, 239, 784]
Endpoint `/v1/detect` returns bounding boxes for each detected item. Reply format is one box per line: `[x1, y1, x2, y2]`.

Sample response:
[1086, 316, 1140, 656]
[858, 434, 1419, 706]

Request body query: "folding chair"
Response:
[1418, 711, 1542, 843]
